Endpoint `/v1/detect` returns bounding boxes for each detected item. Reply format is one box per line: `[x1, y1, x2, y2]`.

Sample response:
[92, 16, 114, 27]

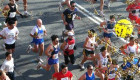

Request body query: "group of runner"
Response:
[0, 0, 140, 80]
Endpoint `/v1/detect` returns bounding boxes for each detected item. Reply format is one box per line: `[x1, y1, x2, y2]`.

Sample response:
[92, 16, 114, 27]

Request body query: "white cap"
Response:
[68, 32, 74, 36]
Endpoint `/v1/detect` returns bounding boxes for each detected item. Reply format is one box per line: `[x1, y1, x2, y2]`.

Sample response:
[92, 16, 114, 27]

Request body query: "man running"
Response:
[26, 19, 47, 62]
[61, 1, 81, 41]
[79, 64, 95, 80]
[60, 32, 75, 65]
[2, 0, 23, 26]
[37, 35, 61, 73]
[0, 20, 19, 54]
[52, 64, 73, 80]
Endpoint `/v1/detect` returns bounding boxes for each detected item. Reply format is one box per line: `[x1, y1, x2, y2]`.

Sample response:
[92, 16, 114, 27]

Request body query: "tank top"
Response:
[106, 21, 115, 33]
[126, 43, 138, 54]
[98, 53, 108, 67]
[65, 38, 75, 50]
[86, 72, 95, 80]
[85, 36, 96, 51]
[7, 3, 17, 18]
[50, 45, 60, 59]
[36, 26, 44, 39]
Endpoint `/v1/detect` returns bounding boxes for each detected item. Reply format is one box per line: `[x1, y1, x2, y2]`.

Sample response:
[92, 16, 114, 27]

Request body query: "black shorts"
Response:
[83, 49, 94, 56]
[65, 22, 74, 30]
[5, 43, 15, 49]
[5, 17, 17, 23]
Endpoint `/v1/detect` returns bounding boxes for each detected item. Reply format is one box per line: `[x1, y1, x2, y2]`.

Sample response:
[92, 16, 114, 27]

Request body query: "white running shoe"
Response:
[37, 62, 42, 70]
[37, 57, 44, 63]
[100, 11, 105, 17]
[26, 45, 32, 53]
[104, 1, 110, 8]
[24, 11, 31, 17]
[79, 64, 85, 69]
[58, 2, 62, 11]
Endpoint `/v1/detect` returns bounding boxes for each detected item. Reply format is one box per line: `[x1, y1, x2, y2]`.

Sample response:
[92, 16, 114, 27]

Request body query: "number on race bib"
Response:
[61, 77, 69, 80]
[9, 12, 16, 18]
[68, 44, 74, 50]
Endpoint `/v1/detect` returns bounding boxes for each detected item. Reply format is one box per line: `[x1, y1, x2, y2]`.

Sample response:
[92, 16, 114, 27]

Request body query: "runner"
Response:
[26, 19, 47, 62]
[126, 0, 140, 22]
[79, 64, 95, 80]
[94, 46, 112, 80]
[123, 37, 139, 55]
[59, 0, 72, 11]
[100, 15, 116, 45]
[37, 35, 61, 73]
[1, 52, 15, 80]
[52, 64, 73, 80]
[61, 1, 81, 41]
[0, 20, 19, 54]
[79, 29, 98, 69]
[2, 0, 23, 26]
[60, 32, 75, 65]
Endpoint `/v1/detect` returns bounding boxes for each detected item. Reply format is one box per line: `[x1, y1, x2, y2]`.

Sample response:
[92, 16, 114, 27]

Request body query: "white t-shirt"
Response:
[30, 25, 46, 39]
[1, 58, 14, 72]
[0, 27, 19, 44]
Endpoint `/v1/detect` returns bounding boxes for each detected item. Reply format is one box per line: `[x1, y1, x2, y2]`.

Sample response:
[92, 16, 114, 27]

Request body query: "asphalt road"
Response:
[0, 0, 139, 80]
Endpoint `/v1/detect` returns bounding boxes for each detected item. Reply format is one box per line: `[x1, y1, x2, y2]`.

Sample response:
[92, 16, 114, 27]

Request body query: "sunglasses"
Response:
[88, 69, 93, 70]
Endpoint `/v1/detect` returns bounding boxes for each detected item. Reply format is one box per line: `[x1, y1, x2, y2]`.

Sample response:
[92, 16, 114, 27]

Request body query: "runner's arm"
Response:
[60, 41, 67, 51]
[45, 44, 53, 57]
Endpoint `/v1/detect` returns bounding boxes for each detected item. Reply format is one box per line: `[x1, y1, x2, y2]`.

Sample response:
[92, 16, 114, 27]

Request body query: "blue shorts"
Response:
[103, 32, 113, 38]
[48, 58, 59, 65]
[31, 38, 44, 45]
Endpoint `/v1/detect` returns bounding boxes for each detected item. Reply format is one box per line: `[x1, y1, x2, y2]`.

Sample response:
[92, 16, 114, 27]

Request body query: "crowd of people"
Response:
[0, 0, 140, 80]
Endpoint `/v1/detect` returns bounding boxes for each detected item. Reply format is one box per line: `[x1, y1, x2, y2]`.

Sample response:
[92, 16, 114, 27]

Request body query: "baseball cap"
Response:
[68, 32, 74, 36]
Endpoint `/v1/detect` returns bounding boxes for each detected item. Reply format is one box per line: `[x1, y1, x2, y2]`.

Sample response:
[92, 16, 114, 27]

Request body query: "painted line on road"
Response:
[77, 8, 100, 25]
[76, 3, 103, 22]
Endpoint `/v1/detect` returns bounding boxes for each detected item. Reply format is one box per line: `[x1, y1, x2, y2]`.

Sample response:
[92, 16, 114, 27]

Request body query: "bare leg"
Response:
[53, 63, 59, 73]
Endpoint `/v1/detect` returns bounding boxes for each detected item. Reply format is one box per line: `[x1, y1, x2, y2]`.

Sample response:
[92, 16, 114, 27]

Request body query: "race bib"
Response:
[108, 73, 115, 79]
[53, 54, 58, 59]
[72, 14, 76, 20]
[68, 44, 74, 50]
[61, 77, 68, 80]
[38, 33, 44, 39]
[8, 33, 14, 39]
[9, 12, 16, 18]
[107, 29, 113, 33]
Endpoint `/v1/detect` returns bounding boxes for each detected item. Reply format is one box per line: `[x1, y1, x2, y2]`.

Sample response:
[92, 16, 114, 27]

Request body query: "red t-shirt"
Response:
[53, 71, 73, 80]
[126, 3, 140, 21]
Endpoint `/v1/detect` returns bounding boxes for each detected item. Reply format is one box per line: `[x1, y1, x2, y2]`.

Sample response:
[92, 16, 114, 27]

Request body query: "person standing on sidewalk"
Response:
[61, 1, 81, 41]
[0, 20, 19, 54]
[60, 32, 76, 65]
[37, 35, 61, 73]
[1, 52, 15, 80]
[26, 19, 47, 62]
